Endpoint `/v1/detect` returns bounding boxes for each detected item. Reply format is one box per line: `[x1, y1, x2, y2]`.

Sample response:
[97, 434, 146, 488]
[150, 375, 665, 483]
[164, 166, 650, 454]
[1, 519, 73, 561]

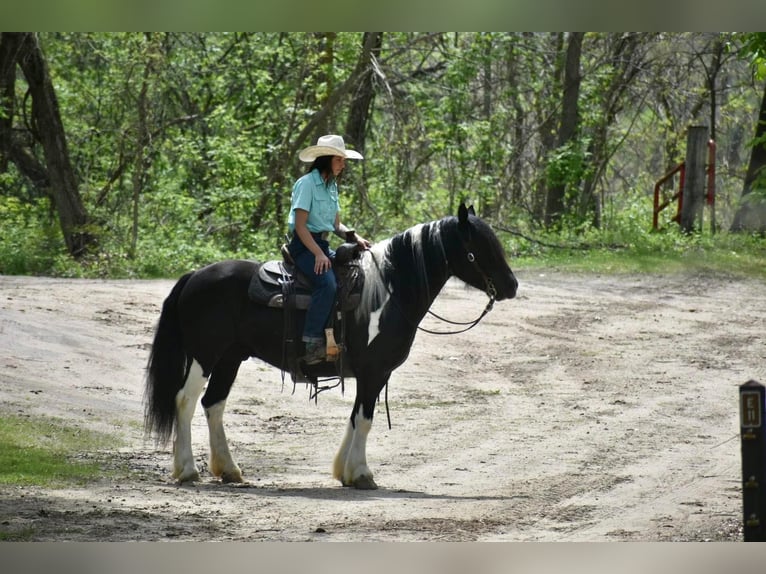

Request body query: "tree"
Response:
[0, 33, 762, 275]
[730, 79, 766, 232]
[344, 32, 383, 214]
[577, 33, 647, 228]
[0, 32, 95, 258]
[731, 33, 766, 232]
[544, 32, 584, 227]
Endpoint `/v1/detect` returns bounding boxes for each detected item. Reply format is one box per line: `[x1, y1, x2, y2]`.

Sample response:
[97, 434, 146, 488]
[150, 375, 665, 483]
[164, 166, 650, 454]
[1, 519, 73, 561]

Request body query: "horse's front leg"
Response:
[173, 360, 206, 483]
[332, 404, 376, 489]
[332, 374, 389, 490]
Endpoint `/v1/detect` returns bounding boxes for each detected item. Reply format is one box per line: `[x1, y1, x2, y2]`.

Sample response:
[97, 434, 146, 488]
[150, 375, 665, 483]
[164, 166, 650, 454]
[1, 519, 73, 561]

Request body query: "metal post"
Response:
[740, 379, 766, 541]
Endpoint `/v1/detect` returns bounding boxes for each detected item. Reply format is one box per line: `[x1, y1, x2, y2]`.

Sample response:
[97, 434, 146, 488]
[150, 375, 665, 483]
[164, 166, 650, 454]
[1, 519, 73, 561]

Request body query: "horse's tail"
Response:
[144, 271, 194, 445]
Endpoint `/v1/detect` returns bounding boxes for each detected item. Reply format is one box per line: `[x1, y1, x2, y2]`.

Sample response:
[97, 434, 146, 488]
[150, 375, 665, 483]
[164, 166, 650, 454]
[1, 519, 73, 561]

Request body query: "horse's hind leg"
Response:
[201, 356, 243, 483]
[173, 359, 206, 483]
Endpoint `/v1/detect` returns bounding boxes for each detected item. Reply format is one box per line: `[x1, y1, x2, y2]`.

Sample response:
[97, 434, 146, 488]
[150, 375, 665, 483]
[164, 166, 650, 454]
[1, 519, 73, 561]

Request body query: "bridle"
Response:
[368, 235, 497, 336]
[422, 248, 496, 335]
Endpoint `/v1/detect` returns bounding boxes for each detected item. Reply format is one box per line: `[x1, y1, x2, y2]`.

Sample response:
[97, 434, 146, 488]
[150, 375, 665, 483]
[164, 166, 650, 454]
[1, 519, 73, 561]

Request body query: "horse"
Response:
[143, 203, 518, 489]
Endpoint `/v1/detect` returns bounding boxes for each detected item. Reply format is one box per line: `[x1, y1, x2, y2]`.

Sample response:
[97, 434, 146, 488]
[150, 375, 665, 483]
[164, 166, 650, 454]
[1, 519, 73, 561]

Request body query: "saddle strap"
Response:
[281, 271, 299, 384]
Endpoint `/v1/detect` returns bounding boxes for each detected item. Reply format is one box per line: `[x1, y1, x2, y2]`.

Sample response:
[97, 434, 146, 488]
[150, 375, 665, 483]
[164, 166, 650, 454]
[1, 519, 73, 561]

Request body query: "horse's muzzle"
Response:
[496, 274, 518, 301]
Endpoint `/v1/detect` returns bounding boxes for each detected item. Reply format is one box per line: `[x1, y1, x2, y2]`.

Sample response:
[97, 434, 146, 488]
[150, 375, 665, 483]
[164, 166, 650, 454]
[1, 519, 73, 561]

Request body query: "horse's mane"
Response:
[356, 219, 448, 320]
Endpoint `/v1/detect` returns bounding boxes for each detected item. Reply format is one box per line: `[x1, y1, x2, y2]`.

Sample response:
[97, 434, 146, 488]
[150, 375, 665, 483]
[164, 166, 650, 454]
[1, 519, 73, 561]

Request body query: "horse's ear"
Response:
[458, 203, 470, 225]
[457, 203, 473, 238]
[468, 204, 476, 216]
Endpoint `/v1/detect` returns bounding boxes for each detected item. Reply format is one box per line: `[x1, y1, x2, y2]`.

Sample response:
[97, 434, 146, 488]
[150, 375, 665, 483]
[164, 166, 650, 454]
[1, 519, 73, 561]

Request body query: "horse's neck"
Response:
[388, 223, 451, 315]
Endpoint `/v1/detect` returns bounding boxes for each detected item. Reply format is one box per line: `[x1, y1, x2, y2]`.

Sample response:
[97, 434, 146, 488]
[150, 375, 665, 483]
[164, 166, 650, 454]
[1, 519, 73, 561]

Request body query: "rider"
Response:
[288, 134, 371, 365]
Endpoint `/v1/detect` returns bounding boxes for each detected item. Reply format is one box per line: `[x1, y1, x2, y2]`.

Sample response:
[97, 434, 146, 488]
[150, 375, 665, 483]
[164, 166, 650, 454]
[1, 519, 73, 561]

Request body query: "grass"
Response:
[0, 415, 128, 541]
[511, 230, 766, 280]
[0, 414, 123, 488]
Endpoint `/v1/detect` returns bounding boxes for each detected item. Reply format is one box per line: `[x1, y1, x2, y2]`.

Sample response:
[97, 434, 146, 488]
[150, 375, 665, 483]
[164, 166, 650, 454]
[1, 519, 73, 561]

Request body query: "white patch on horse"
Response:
[356, 240, 392, 323]
[332, 409, 374, 487]
[173, 359, 206, 482]
[366, 292, 390, 345]
[332, 419, 354, 483]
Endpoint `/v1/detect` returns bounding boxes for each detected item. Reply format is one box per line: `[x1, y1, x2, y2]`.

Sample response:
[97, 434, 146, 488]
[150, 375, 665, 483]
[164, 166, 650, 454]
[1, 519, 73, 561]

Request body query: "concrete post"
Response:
[680, 125, 708, 233]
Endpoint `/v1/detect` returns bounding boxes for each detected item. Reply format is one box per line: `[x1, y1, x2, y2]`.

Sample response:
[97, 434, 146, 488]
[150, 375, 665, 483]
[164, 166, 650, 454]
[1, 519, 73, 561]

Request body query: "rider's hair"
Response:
[308, 155, 342, 182]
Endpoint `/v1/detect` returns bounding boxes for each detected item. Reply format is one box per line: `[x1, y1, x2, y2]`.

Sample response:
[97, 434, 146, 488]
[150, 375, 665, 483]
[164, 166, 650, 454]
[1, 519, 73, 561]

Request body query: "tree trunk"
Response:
[129, 34, 156, 260]
[12, 33, 95, 258]
[707, 35, 724, 144]
[730, 80, 766, 233]
[344, 32, 382, 215]
[579, 33, 645, 229]
[579, 130, 604, 228]
[533, 32, 564, 223]
[0, 33, 17, 174]
[313, 32, 337, 139]
[1, 34, 51, 194]
[480, 34, 494, 217]
[345, 32, 382, 156]
[505, 35, 524, 207]
[545, 32, 584, 227]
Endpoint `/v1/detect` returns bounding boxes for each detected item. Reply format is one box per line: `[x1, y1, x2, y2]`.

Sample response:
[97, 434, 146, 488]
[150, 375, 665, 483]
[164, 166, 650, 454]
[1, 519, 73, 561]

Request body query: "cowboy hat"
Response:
[298, 134, 364, 162]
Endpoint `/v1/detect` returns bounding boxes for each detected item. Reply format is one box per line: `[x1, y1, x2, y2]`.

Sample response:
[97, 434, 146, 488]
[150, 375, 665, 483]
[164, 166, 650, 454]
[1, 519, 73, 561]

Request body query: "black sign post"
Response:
[740, 379, 766, 541]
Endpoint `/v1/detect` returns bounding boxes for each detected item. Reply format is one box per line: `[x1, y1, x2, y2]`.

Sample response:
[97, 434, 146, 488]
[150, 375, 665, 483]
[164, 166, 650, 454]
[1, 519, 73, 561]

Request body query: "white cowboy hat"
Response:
[298, 134, 364, 162]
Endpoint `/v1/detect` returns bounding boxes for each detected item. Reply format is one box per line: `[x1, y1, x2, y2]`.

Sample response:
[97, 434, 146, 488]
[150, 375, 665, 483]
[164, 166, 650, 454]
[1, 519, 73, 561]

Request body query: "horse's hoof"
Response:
[175, 469, 200, 484]
[352, 475, 378, 490]
[221, 470, 244, 484]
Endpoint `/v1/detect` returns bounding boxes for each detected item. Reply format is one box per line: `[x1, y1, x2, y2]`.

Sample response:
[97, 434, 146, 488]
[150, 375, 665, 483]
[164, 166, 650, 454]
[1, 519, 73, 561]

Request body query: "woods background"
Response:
[1, 32, 765, 277]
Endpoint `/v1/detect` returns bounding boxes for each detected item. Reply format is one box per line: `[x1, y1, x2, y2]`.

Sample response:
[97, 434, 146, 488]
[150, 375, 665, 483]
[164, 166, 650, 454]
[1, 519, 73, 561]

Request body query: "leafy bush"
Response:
[0, 197, 69, 275]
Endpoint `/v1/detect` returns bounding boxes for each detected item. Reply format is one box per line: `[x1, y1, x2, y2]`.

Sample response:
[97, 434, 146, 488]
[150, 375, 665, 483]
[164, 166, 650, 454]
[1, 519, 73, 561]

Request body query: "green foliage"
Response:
[737, 32, 766, 79]
[546, 138, 592, 190]
[0, 197, 70, 275]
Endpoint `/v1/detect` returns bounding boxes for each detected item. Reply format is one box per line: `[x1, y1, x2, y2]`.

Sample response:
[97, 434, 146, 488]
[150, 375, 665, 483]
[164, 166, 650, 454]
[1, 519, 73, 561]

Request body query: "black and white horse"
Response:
[143, 204, 518, 489]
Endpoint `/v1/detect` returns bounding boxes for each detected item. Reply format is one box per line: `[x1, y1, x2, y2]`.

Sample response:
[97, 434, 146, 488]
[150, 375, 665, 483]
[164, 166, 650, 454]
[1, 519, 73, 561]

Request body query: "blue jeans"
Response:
[289, 233, 337, 342]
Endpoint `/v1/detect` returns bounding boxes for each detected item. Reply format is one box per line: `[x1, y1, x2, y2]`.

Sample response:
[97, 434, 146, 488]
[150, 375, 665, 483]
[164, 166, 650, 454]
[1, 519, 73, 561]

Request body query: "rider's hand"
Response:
[314, 253, 332, 274]
[356, 236, 372, 250]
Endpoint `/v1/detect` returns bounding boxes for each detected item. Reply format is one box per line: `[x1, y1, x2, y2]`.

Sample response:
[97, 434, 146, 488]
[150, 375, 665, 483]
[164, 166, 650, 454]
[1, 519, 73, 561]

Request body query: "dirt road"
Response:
[0, 269, 762, 541]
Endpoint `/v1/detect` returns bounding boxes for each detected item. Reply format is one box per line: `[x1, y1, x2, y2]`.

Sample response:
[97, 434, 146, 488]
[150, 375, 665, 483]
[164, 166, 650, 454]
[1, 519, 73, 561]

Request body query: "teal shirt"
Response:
[288, 169, 339, 233]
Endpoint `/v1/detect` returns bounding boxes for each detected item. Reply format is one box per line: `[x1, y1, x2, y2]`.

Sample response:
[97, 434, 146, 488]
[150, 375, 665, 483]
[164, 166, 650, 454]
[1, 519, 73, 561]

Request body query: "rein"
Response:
[422, 292, 495, 335]
[368, 243, 497, 336]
